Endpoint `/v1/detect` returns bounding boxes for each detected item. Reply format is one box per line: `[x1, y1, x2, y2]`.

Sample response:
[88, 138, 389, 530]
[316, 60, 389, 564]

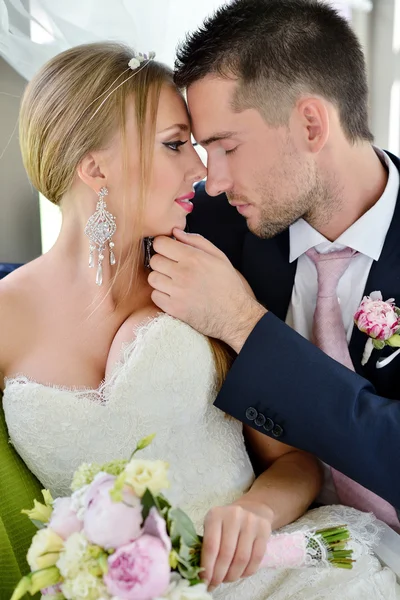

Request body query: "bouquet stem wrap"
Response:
[261, 526, 353, 569]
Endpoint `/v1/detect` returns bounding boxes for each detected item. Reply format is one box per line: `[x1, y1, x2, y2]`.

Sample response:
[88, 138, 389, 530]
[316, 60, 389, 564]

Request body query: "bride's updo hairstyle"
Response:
[19, 42, 169, 207]
[19, 42, 172, 291]
[18, 41, 232, 389]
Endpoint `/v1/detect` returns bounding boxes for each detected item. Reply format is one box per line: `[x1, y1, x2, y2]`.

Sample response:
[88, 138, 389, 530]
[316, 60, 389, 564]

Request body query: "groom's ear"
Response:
[293, 97, 329, 155]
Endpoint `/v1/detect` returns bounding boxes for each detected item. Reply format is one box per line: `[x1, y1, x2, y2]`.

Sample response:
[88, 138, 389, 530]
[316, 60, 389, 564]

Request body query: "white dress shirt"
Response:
[286, 149, 399, 504]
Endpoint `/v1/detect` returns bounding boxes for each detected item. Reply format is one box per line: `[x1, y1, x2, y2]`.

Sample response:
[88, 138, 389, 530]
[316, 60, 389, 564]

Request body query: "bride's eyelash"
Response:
[225, 147, 238, 155]
[163, 140, 188, 152]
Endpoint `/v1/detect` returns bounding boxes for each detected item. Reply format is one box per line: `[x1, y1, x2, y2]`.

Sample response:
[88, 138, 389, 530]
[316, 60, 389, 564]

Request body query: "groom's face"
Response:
[188, 76, 320, 238]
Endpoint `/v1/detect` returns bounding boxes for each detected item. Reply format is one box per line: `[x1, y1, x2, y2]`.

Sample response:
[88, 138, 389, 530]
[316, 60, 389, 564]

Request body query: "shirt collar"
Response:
[289, 149, 399, 263]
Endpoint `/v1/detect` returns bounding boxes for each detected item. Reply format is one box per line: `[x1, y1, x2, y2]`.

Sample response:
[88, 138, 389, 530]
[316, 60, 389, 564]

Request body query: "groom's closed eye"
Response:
[199, 131, 239, 147]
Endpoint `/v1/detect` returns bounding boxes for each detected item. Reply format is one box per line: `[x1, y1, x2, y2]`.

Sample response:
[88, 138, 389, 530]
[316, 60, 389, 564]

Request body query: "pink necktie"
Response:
[307, 247, 400, 531]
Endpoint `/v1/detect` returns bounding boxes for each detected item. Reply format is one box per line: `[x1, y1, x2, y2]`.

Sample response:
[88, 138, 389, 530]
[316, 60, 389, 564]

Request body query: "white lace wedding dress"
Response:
[3, 314, 400, 600]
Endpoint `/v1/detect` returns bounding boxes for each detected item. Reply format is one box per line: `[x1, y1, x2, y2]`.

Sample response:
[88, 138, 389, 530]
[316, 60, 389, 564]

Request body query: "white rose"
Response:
[70, 483, 90, 520]
[61, 571, 107, 600]
[27, 527, 64, 571]
[56, 532, 88, 579]
[124, 459, 169, 497]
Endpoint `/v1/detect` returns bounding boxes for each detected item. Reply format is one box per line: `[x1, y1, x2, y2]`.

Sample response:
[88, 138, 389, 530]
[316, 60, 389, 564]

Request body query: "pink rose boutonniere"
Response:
[354, 291, 400, 366]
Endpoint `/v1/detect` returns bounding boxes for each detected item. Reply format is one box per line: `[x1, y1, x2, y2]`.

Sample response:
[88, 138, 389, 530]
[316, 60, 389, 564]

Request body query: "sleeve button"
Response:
[254, 413, 266, 427]
[272, 424, 284, 438]
[263, 418, 274, 432]
[245, 407, 258, 421]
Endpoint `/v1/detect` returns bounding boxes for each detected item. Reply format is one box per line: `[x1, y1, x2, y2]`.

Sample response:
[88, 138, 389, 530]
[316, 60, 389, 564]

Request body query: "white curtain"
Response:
[0, 0, 226, 80]
[0, 0, 372, 81]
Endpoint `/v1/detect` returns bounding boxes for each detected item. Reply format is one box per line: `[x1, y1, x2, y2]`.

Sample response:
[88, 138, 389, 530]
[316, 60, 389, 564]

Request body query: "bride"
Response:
[0, 43, 398, 600]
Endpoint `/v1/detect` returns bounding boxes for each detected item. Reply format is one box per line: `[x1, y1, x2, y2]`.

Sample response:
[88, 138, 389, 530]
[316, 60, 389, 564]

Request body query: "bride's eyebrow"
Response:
[158, 124, 190, 135]
[199, 131, 238, 147]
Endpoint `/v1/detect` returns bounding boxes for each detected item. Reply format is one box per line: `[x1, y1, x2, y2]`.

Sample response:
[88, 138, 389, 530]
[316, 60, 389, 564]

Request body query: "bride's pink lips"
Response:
[175, 192, 195, 214]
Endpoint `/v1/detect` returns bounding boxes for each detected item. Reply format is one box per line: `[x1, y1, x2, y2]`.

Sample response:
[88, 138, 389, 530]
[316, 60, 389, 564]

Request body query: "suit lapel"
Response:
[241, 229, 297, 320]
[239, 152, 400, 377]
[349, 153, 400, 380]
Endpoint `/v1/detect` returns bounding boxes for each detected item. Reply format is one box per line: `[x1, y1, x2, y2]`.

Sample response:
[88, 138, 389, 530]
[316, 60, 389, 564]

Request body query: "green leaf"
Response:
[177, 561, 203, 580]
[188, 577, 204, 586]
[141, 488, 158, 521]
[372, 339, 385, 350]
[179, 540, 193, 563]
[168, 508, 200, 548]
[387, 334, 400, 347]
[157, 493, 172, 513]
[30, 518, 47, 530]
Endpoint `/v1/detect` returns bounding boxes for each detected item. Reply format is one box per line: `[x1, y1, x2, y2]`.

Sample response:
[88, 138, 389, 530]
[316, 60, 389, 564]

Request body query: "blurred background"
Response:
[0, 0, 399, 263]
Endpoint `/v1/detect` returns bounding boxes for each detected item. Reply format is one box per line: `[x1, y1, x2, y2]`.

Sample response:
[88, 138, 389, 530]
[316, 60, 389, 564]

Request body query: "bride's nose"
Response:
[186, 153, 207, 184]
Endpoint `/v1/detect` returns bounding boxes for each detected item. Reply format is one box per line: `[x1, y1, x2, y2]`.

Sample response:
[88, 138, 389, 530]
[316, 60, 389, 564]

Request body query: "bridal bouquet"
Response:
[12, 435, 354, 600]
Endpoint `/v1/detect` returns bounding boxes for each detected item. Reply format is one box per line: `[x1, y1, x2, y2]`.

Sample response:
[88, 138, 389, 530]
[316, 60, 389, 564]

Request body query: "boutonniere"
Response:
[354, 291, 400, 366]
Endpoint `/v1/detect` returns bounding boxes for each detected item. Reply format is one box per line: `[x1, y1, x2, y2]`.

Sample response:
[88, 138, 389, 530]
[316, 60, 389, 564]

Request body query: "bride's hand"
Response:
[201, 499, 273, 590]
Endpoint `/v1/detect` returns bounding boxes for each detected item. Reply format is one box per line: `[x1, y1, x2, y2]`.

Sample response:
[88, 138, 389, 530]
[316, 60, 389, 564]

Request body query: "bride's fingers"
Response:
[241, 534, 269, 579]
[201, 512, 223, 586]
[223, 524, 256, 582]
[209, 515, 241, 587]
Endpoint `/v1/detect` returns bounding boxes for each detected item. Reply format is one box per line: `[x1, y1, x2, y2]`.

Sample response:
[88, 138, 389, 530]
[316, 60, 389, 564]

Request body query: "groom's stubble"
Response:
[228, 148, 343, 240]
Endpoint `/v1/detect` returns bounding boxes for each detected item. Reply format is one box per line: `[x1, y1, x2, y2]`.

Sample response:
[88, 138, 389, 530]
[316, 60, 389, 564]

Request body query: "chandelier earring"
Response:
[84, 187, 117, 286]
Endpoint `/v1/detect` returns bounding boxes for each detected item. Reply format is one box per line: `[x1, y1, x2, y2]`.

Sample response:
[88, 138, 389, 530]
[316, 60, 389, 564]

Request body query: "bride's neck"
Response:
[47, 209, 150, 310]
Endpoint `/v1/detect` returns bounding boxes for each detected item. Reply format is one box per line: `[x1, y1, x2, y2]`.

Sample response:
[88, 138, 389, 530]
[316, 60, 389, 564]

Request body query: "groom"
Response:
[148, 0, 400, 525]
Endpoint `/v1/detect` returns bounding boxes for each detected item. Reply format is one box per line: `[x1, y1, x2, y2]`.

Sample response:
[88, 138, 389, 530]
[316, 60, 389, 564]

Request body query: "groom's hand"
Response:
[201, 500, 273, 589]
[148, 228, 266, 352]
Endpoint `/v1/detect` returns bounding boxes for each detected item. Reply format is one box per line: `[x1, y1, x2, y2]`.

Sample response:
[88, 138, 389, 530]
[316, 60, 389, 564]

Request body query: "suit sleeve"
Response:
[214, 311, 400, 509]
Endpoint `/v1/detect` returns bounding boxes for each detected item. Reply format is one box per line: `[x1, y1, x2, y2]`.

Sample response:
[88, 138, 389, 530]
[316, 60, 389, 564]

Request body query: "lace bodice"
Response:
[3, 315, 254, 530]
[3, 315, 399, 600]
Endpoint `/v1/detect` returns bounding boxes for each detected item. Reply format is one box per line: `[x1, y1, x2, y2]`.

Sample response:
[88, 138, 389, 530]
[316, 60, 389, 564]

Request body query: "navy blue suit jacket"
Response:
[187, 151, 400, 509]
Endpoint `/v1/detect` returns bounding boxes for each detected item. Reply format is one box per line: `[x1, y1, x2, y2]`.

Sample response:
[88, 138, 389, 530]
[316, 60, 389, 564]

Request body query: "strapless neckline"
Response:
[4, 313, 169, 404]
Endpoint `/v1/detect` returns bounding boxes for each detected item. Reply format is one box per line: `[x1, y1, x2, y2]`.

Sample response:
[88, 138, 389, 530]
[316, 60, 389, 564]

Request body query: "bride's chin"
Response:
[144, 217, 188, 239]
[166, 218, 188, 236]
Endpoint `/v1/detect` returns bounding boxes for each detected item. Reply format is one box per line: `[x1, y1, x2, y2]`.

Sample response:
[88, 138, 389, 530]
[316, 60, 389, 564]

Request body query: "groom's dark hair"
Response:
[174, 0, 373, 144]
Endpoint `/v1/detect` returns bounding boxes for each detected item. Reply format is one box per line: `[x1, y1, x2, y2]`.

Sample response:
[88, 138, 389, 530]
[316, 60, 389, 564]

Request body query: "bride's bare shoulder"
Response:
[0, 263, 39, 384]
[0, 262, 39, 310]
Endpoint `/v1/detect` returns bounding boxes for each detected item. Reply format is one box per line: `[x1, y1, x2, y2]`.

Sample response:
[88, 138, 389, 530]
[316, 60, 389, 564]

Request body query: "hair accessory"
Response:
[128, 51, 156, 70]
[86, 50, 156, 124]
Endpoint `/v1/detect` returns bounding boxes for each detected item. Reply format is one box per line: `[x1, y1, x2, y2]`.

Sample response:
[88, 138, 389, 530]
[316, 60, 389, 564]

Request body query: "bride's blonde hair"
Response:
[19, 41, 233, 390]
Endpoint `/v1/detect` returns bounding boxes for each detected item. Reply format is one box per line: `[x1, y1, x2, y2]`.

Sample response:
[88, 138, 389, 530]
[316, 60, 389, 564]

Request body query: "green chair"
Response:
[0, 391, 42, 599]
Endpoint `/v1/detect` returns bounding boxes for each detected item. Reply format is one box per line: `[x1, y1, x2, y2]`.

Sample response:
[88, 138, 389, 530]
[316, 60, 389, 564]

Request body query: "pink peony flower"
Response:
[104, 534, 170, 600]
[354, 291, 400, 341]
[83, 473, 143, 549]
[142, 507, 171, 552]
[48, 497, 82, 540]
